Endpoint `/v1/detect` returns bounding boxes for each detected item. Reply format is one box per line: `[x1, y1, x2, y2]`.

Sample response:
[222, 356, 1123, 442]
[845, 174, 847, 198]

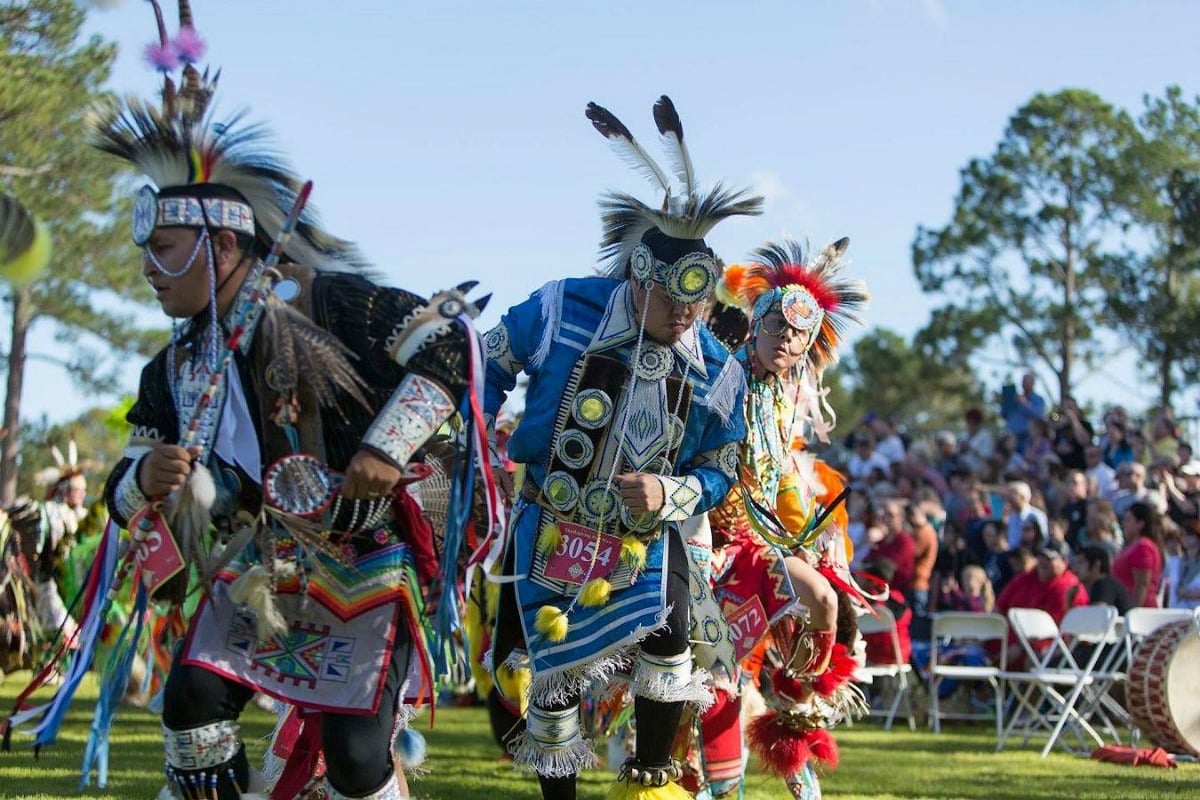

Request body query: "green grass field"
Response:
[0, 672, 1194, 799]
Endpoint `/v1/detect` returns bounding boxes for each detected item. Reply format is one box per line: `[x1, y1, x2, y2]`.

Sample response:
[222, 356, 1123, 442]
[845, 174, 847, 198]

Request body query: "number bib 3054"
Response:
[541, 522, 622, 585]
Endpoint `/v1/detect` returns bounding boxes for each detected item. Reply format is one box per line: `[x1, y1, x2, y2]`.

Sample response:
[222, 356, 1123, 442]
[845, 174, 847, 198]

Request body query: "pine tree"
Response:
[0, 1, 164, 504]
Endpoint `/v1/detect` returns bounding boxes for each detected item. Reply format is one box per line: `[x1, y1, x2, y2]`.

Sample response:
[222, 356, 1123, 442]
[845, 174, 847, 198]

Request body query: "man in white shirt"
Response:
[1005, 480, 1049, 550]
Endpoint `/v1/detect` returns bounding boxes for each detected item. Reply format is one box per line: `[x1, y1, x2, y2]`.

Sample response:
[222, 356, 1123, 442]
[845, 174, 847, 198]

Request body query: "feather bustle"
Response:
[259, 304, 371, 411]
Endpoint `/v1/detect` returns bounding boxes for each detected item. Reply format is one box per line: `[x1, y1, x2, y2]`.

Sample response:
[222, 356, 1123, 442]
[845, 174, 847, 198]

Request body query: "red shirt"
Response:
[864, 590, 912, 665]
[996, 568, 1089, 624]
[1112, 537, 1164, 608]
[868, 531, 916, 594]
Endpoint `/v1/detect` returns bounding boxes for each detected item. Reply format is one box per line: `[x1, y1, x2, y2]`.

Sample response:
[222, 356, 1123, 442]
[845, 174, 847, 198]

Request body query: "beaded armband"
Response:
[362, 374, 455, 468]
[657, 475, 704, 521]
[325, 775, 405, 800]
[163, 720, 241, 771]
[112, 457, 151, 521]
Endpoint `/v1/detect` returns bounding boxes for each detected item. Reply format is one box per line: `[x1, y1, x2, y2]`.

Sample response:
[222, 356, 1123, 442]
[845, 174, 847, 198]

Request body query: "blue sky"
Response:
[25, 0, 1200, 423]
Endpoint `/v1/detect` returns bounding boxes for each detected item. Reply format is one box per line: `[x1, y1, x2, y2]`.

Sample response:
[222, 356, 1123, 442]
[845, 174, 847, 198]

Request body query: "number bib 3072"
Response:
[723, 595, 769, 662]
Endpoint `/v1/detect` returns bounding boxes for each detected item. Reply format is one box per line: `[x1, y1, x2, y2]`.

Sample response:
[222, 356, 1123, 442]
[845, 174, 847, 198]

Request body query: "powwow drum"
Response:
[1125, 618, 1200, 756]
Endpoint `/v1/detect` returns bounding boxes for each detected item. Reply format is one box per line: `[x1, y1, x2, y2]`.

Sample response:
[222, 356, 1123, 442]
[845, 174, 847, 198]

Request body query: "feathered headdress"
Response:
[586, 95, 763, 303]
[739, 237, 869, 375]
[93, 0, 365, 272]
[33, 439, 97, 491]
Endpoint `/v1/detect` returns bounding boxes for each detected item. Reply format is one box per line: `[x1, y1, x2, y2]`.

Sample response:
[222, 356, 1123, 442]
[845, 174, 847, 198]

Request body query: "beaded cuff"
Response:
[362, 374, 455, 468]
[163, 720, 241, 770]
[326, 774, 404, 800]
[657, 475, 703, 521]
[113, 457, 151, 521]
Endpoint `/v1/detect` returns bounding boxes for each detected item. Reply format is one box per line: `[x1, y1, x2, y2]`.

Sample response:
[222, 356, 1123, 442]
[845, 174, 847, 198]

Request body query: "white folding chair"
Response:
[1039, 605, 1121, 757]
[855, 605, 917, 731]
[928, 612, 1007, 740]
[998, 606, 1117, 757]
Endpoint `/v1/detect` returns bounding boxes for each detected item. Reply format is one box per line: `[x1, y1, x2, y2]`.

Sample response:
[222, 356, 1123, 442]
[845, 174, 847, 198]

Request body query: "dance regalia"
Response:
[6, 5, 490, 799]
[683, 241, 869, 800]
[0, 489, 88, 673]
[107, 263, 469, 715]
[483, 91, 763, 800]
[485, 276, 746, 704]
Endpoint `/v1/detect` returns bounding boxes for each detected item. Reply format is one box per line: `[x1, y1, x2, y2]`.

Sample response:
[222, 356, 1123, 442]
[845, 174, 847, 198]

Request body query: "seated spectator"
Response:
[997, 540, 1088, 627]
[1061, 470, 1091, 551]
[1010, 416, 1054, 480]
[934, 430, 962, 479]
[860, 557, 912, 666]
[866, 498, 916, 595]
[931, 526, 971, 611]
[1113, 501, 1167, 607]
[959, 407, 995, 475]
[958, 564, 996, 613]
[1112, 461, 1166, 518]
[1085, 498, 1124, 557]
[1101, 417, 1134, 470]
[1168, 519, 1200, 610]
[847, 488, 882, 570]
[848, 431, 892, 489]
[1070, 545, 1132, 615]
[1150, 412, 1180, 461]
[978, 520, 1014, 594]
[938, 564, 996, 614]
[871, 414, 907, 467]
[1005, 480, 1049, 550]
[1046, 516, 1072, 556]
[1017, 516, 1046, 552]
[1084, 443, 1118, 500]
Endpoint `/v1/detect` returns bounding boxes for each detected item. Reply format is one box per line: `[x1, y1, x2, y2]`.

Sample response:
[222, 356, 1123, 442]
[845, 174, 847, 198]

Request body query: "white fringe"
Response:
[508, 730, 600, 777]
[699, 355, 744, 428]
[817, 680, 869, 726]
[258, 703, 292, 788]
[632, 664, 715, 712]
[529, 280, 561, 370]
[527, 652, 629, 708]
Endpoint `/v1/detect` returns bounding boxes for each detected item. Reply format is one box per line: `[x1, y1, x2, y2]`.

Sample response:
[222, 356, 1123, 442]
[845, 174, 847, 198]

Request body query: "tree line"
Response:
[836, 87, 1200, 432]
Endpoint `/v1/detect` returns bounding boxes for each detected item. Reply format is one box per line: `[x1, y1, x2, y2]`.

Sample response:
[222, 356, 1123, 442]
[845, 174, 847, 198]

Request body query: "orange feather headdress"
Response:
[739, 237, 869, 375]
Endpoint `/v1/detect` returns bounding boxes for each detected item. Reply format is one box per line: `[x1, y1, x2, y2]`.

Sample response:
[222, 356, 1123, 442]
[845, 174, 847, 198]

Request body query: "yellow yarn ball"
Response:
[536, 522, 563, 555]
[0, 202, 51, 285]
[534, 604, 570, 642]
[620, 536, 647, 570]
[578, 578, 612, 607]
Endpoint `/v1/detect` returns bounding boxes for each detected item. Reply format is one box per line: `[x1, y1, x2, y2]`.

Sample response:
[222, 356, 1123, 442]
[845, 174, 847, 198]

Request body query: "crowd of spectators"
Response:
[834, 374, 1200, 671]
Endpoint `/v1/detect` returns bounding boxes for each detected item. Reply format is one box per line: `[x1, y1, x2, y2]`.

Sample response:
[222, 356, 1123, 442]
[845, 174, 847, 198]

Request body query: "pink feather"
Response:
[144, 41, 179, 72]
[172, 26, 206, 63]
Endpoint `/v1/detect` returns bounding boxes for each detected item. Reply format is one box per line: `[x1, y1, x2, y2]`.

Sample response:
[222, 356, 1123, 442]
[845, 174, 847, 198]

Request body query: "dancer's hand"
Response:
[493, 467, 514, 505]
[343, 448, 402, 499]
[139, 443, 201, 497]
[615, 472, 664, 515]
